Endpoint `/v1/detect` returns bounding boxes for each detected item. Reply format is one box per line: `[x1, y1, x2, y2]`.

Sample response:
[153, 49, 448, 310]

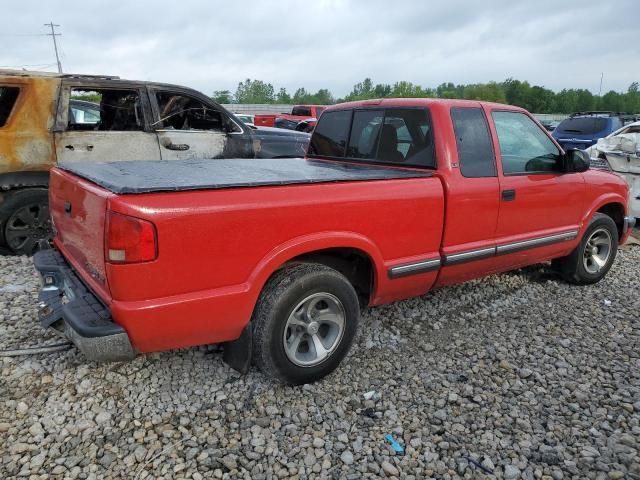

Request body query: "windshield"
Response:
[556, 117, 608, 135]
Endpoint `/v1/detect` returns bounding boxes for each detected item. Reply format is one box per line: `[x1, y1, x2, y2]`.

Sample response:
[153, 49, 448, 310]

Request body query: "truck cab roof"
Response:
[324, 97, 527, 113]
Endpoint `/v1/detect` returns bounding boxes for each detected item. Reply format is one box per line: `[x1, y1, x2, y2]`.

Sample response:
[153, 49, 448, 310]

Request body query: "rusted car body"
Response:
[0, 70, 310, 254]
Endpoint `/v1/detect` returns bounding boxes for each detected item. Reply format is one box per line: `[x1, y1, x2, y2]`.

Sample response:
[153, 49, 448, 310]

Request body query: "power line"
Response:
[0, 63, 56, 68]
[0, 33, 48, 37]
[44, 22, 62, 73]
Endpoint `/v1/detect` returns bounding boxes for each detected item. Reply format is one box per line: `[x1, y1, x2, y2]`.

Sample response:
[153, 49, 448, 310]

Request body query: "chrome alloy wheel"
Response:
[583, 228, 612, 274]
[283, 292, 346, 367]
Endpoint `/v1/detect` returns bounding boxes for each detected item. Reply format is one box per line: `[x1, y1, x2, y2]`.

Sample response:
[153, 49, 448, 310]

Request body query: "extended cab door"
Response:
[54, 83, 161, 162]
[487, 108, 585, 267]
[434, 105, 501, 287]
[149, 88, 250, 160]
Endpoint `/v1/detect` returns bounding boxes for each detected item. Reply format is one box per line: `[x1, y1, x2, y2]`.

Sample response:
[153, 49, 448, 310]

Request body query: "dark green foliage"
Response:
[216, 78, 639, 113]
[70, 93, 101, 103]
[212, 90, 233, 104]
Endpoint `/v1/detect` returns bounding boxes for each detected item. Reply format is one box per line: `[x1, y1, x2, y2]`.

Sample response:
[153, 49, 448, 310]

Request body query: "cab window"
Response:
[310, 107, 435, 168]
[0, 86, 20, 127]
[292, 106, 312, 117]
[155, 92, 239, 132]
[492, 111, 562, 174]
[368, 108, 435, 167]
[309, 110, 352, 157]
[451, 107, 496, 178]
[347, 110, 383, 159]
[68, 88, 144, 131]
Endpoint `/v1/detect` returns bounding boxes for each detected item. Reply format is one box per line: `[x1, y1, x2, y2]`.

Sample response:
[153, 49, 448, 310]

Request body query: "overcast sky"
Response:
[2, 0, 638, 98]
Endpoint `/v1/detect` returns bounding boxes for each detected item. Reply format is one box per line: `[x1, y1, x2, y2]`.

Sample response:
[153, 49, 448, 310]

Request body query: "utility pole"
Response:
[44, 22, 62, 73]
[598, 72, 604, 97]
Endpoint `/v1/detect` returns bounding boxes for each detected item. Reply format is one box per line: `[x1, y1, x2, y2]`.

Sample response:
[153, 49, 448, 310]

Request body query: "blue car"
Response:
[552, 112, 624, 151]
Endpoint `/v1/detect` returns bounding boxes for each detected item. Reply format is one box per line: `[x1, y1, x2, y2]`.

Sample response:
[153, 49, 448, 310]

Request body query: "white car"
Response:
[586, 120, 640, 218]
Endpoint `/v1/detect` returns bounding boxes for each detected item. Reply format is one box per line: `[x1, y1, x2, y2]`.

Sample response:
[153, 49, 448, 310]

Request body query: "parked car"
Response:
[552, 111, 625, 150]
[69, 99, 101, 124]
[34, 98, 634, 384]
[0, 70, 310, 254]
[254, 104, 326, 130]
[586, 120, 640, 218]
[234, 113, 255, 127]
[539, 119, 560, 132]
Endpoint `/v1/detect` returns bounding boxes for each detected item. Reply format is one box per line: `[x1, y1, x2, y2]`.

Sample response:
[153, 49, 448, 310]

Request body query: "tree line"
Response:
[213, 78, 640, 114]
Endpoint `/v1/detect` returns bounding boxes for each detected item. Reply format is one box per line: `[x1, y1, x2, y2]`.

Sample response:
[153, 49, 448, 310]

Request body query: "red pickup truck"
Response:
[254, 105, 326, 130]
[34, 98, 634, 384]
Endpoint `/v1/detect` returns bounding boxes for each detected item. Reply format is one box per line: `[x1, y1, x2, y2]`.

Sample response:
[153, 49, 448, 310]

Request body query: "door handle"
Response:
[64, 145, 74, 151]
[163, 142, 190, 151]
[502, 189, 516, 201]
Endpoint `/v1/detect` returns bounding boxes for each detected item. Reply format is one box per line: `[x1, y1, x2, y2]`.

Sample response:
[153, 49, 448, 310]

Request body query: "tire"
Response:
[251, 263, 360, 384]
[555, 213, 618, 285]
[0, 188, 51, 256]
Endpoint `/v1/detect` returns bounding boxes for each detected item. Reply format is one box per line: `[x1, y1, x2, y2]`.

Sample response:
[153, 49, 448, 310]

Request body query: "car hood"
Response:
[251, 126, 311, 139]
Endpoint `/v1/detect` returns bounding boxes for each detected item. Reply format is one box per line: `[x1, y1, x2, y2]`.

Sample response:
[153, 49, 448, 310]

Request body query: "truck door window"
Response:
[347, 110, 383, 158]
[492, 111, 562, 175]
[309, 110, 352, 158]
[451, 107, 496, 177]
[155, 92, 234, 132]
[0, 86, 20, 127]
[68, 88, 144, 131]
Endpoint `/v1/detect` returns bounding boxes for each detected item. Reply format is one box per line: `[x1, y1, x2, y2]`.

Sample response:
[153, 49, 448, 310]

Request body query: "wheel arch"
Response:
[247, 232, 384, 307]
[0, 171, 50, 197]
[596, 202, 625, 240]
[581, 193, 627, 243]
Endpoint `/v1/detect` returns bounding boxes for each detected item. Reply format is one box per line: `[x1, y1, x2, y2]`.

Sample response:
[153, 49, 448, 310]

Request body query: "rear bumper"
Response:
[33, 249, 135, 362]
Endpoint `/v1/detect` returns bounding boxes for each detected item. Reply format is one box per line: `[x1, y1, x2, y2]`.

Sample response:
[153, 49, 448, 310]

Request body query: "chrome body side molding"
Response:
[496, 230, 578, 255]
[443, 247, 496, 266]
[388, 258, 441, 279]
[388, 230, 579, 279]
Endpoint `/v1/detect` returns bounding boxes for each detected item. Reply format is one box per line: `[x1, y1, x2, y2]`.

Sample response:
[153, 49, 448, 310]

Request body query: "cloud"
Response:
[2, 0, 638, 97]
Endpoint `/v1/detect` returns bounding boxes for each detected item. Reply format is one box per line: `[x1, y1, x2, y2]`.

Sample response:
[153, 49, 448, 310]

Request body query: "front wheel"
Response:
[251, 263, 360, 384]
[554, 213, 618, 285]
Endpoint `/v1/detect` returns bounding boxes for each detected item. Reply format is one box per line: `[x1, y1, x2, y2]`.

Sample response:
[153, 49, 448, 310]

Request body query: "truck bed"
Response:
[59, 158, 432, 194]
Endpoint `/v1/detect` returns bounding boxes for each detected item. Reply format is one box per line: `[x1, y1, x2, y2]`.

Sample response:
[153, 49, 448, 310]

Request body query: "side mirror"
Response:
[564, 149, 590, 173]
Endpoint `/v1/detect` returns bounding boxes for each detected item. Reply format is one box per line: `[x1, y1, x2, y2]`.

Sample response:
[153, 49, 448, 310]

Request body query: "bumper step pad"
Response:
[34, 249, 135, 362]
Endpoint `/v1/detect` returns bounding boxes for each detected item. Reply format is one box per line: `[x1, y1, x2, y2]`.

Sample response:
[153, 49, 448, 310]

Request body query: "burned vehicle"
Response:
[0, 70, 310, 255]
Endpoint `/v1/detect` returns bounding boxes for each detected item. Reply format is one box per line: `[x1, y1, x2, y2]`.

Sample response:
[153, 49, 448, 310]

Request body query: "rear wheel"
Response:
[0, 189, 51, 256]
[251, 263, 360, 384]
[554, 213, 618, 284]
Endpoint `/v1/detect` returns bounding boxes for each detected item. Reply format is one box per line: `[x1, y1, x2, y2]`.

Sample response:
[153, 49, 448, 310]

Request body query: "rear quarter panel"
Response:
[107, 177, 444, 351]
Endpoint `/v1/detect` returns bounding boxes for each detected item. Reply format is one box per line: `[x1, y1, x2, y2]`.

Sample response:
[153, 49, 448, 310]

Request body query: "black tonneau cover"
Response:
[59, 158, 432, 194]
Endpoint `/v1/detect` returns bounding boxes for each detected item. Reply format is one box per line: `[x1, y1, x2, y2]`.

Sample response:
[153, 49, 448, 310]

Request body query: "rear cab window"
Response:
[292, 106, 312, 117]
[309, 107, 436, 168]
[0, 86, 20, 127]
[309, 110, 352, 157]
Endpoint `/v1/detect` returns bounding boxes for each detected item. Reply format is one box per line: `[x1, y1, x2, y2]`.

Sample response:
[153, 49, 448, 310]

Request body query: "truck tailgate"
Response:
[49, 168, 112, 298]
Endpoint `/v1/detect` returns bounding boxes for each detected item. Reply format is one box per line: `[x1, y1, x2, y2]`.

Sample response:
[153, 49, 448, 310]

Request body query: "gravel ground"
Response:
[0, 242, 639, 480]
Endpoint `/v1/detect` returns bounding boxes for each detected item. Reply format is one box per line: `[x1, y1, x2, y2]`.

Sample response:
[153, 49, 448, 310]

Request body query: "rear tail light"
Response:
[106, 211, 157, 263]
